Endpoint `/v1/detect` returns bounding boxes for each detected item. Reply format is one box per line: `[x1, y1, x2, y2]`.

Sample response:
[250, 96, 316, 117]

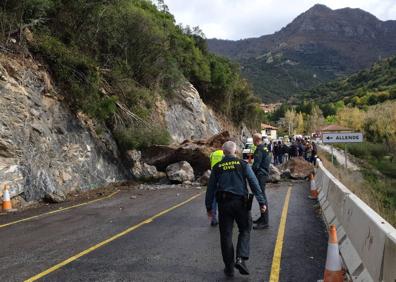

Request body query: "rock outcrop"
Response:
[157, 82, 222, 143]
[0, 55, 127, 202]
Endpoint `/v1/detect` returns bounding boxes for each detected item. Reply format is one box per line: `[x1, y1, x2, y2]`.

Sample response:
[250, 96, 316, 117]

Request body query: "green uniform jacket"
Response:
[252, 143, 271, 177]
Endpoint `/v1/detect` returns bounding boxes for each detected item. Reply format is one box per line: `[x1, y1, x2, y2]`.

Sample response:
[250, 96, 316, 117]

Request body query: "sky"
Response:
[164, 0, 396, 40]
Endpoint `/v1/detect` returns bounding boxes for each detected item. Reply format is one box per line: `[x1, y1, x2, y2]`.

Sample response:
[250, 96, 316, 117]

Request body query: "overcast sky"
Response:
[165, 0, 396, 40]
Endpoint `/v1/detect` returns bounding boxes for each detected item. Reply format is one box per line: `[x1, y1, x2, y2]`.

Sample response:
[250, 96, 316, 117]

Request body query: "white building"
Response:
[261, 123, 278, 140]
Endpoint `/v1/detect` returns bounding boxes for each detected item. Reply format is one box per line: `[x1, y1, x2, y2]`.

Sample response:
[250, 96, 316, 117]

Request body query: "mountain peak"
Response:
[307, 4, 332, 13]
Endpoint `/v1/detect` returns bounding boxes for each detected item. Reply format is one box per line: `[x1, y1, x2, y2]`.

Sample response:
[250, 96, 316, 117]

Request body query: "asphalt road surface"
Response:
[0, 181, 327, 282]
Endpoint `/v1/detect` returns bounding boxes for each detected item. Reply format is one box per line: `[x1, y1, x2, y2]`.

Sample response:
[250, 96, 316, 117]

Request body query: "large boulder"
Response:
[281, 157, 314, 179]
[142, 131, 231, 176]
[268, 164, 281, 183]
[127, 150, 165, 181]
[166, 161, 195, 184]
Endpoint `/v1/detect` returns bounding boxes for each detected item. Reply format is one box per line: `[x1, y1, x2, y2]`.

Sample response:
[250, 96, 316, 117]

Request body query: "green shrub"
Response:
[362, 169, 396, 216]
[31, 35, 117, 120]
[115, 126, 171, 151]
[374, 160, 396, 178]
[346, 142, 389, 160]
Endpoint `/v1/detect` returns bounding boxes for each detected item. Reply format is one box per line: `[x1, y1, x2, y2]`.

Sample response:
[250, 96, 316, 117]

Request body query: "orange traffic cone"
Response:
[324, 225, 344, 282]
[308, 173, 318, 200]
[2, 183, 13, 212]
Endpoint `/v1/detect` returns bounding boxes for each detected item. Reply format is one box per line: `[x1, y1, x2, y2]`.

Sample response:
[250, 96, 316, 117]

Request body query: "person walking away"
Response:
[205, 141, 267, 277]
[251, 133, 271, 229]
[208, 149, 224, 226]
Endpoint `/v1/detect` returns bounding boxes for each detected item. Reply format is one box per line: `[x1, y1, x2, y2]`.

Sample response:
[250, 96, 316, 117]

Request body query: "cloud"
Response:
[165, 0, 396, 39]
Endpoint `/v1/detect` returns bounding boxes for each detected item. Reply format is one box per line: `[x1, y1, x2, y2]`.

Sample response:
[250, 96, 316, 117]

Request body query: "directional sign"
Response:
[322, 132, 363, 143]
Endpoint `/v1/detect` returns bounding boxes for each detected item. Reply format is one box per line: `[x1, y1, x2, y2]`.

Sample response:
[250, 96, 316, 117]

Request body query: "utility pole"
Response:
[344, 144, 348, 169]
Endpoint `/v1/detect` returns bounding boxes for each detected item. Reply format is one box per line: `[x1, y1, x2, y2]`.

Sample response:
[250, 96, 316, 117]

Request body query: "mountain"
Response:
[207, 4, 396, 102]
[306, 55, 396, 108]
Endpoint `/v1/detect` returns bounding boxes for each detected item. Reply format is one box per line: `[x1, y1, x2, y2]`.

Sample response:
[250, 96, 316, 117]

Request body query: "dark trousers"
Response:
[218, 197, 252, 268]
[257, 175, 269, 224]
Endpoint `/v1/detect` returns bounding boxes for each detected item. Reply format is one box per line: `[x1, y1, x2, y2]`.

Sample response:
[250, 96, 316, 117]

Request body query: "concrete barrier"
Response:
[315, 159, 396, 282]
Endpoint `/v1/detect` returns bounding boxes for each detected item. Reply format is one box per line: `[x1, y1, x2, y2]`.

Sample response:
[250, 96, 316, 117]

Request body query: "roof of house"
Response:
[261, 123, 278, 130]
[319, 124, 352, 132]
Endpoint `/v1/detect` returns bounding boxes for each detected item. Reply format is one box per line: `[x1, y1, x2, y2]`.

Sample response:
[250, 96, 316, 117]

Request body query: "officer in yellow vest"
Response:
[209, 149, 224, 226]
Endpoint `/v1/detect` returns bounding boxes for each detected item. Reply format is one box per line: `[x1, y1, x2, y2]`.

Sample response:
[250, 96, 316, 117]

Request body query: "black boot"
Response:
[253, 211, 269, 230]
[224, 265, 234, 277]
[234, 257, 249, 275]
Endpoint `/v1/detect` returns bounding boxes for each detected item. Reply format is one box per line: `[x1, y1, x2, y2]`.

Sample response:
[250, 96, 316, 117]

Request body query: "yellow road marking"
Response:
[24, 192, 203, 282]
[0, 190, 120, 229]
[269, 186, 292, 282]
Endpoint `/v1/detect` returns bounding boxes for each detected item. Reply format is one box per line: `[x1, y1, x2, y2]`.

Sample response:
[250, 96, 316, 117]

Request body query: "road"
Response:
[319, 144, 359, 171]
[0, 181, 327, 282]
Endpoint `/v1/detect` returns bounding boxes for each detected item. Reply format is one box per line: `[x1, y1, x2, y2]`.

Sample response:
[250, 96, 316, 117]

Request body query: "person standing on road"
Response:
[205, 141, 267, 277]
[311, 141, 317, 165]
[252, 133, 271, 230]
[208, 149, 224, 226]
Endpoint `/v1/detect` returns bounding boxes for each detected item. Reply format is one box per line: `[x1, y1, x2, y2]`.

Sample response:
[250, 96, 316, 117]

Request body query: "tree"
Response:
[284, 109, 296, 135]
[305, 105, 324, 133]
[336, 107, 364, 131]
[295, 112, 304, 134]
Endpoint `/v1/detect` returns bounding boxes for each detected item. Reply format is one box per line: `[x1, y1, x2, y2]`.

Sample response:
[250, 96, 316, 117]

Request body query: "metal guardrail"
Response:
[315, 159, 396, 282]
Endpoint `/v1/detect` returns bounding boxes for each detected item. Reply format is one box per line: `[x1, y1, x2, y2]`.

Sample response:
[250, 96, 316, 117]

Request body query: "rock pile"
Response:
[280, 157, 315, 179]
[142, 131, 231, 176]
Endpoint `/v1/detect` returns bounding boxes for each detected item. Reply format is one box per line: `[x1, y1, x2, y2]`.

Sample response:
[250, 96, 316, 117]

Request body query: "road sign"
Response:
[322, 132, 363, 143]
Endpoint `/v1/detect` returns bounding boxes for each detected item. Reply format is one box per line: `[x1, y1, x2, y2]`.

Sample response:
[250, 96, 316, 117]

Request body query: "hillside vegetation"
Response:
[305, 56, 396, 108]
[267, 55, 396, 224]
[0, 0, 263, 149]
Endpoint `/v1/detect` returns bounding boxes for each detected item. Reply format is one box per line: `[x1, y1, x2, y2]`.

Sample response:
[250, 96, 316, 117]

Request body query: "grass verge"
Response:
[318, 150, 395, 226]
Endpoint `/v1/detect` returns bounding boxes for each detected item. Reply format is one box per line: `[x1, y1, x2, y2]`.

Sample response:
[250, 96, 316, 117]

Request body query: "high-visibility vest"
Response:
[210, 150, 224, 169]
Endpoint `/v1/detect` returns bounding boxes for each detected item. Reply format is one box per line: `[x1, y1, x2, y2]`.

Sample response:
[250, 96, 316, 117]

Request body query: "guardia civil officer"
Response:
[252, 133, 272, 229]
[205, 141, 267, 277]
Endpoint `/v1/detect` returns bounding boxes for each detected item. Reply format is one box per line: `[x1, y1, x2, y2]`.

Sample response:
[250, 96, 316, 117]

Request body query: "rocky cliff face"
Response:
[0, 54, 127, 203]
[157, 82, 222, 144]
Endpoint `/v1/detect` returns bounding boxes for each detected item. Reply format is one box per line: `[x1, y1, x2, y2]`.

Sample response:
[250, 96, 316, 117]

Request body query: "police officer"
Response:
[208, 149, 224, 226]
[252, 133, 272, 229]
[205, 141, 267, 277]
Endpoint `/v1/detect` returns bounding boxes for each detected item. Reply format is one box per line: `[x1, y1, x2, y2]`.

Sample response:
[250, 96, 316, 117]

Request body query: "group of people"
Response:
[205, 133, 271, 277]
[266, 137, 318, 166]
[288, 138, 318, 165]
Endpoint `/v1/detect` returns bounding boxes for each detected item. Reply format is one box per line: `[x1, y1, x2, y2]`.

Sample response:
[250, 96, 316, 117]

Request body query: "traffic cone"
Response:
[2, 183, 13, 212]
[324, 225, 344, 282]
[308, 173, 318, 200]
